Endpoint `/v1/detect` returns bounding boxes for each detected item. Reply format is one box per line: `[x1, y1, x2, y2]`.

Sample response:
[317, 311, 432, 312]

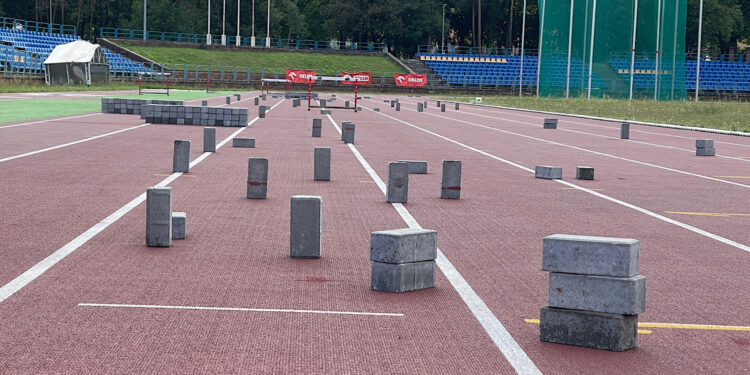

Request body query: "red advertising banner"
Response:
[340, 71, 372, 85]
[286, 69, 317, 83]
[393, 73, 427, 87]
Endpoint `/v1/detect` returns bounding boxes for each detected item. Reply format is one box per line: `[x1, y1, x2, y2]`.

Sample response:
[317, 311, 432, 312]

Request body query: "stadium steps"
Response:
[403, 59, 445, 85]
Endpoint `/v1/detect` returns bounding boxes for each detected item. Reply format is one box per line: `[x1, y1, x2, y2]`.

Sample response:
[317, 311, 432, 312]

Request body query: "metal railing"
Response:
[99, 27, 388, 53]
[418, 45, 539, 57]
[0, 17, 76, 35]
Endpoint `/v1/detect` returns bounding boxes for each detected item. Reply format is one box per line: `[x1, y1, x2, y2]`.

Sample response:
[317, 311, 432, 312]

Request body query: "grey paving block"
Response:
[232, 138, 255, 148]
[436, 100, 441, 107]
[542, 234, 639, 277]
[371, 260, 435, 292]
[696, 139, 714, 148]
[417, 103, 424, 112]
[387, 162, 409, 203]
[173, 140, 190, 173]
[539, 306, 638, 351]
[535, 165, 562, 179]
[441, 104, 446, 112]
[620, 123, 630, 139]
[696, 147, 715, 156]
[455, 103, 460, 110]
[548, 273, 646, 314]
[247, 158, 268, 199]
[396, 102, 401, 111]
[146, 187, 172, 247]
[345, 100, 350, 108]
[370, 228, 437, 263]
[390, 100, 395, 108]
[290, 195, 322, 259]
[226, 96, 231, 104]
[398, 160, 427, 174]
[312, 118, 322, 137]
[203, 127, 216, 152]
[254, 97, 259, 105]
[576, 166, 594, 180]
[342, 122, 355, 144]
[356, 107, 362, 111]
[320, 100, 327, 108]
[543, 118, 558, 129]
[314, 147, 331, 181]
[320, 110, 331, 115]
[172, 212, 187, 239]
[440, 160, 461, 199]
[374, 108, 380, 112]
[259, 106, 266, 118]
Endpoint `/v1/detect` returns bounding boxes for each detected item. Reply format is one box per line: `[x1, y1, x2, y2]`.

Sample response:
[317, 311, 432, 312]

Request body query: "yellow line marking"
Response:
[524, 318, 750, 333]
[562, 188, 604, 191]
[714, 176, 750, 179]
[524, 319, 651, 334]
[154, 173, 197, 178]
[359, 180, 375, 183]
[664, 211, 750, 217]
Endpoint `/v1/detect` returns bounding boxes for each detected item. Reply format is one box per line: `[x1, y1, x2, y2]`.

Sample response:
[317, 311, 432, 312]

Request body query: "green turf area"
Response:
[0, 81, 138, 94]
[440, 95, 750, 133]
[0, 99, 100, 124]
[116, 42, 405, 75]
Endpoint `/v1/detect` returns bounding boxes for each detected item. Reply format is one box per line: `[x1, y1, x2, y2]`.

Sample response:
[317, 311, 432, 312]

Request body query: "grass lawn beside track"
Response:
[439, 95, 750, 133]
[0, 99, 100, 124]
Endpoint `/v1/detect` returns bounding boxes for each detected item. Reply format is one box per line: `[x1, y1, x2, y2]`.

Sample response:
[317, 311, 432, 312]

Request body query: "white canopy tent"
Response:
[44, 40, 109, 86]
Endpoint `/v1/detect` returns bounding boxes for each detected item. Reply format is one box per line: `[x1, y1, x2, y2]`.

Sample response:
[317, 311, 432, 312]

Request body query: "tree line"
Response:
[1, 0, 747, 57]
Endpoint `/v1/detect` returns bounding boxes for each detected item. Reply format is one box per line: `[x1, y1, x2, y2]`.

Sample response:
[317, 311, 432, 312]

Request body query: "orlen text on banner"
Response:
[286, 69, 317, 83]
[340, 72, 372, 85]
[393, 73, 427, 87]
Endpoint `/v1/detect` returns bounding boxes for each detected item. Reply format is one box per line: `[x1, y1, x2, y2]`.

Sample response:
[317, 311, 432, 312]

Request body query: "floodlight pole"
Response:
[221, 0, 226, 45]
[519, 0, 527, 97]
[143, 0, 147, 40]
[654, 0, 662, 101]
[265, 0, 270, 48]
[251, 0, 255, 47]
[695, 0, 703, 102]
[236, 0, 241, 46]
[565, 0, 573, 98]
[207, 0, 212, 45]
[535, 0, 545, 98]
[671, 0, 678, 100]
[442, 4, 446, 54]
[586, 0, 597, 100]
[629, 0, 639, 100]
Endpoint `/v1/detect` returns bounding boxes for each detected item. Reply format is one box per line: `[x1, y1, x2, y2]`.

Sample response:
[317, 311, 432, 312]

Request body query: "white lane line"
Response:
[78, 303, 404, 317]
[381, 100, 750, 191]
[362, 104, 750, 254]
[0, 113, 102, 129]
[325, 112, 542, 375]
[0, 100, 285, 304]
[0, 123, 152, 163]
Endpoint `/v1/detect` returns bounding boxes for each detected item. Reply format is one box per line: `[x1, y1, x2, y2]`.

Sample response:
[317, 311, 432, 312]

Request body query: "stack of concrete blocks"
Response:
[141, 105, 248, 126]
[101, 98, 184, 115]
[576, 167, 594, 180]
[314, 147, 331, 181]
[173, 140, 190, 173]
[290, 196, 322, 259]
[535, 166, 563, 179]
[370, 228, 437, 292]
[259, 106, 267, 118]
[440, 160, 461, 199]
[203, 128, 216, 152]
[386, 162, 408, 203]
[398, 160, 427, 174]
[232, 138, 255, 148]
[441, 104, 446, 112]
[146, 187, 172, 247]
[696, 139, 715, 156]
[172, 212, 187, 239]
[342, 122, 355, 144]
[247, 158, 268, 199]
[540, 234, 646, 351]
[417, 103, 424, 112]
[620, 123, 630, 139]
[543, 119, 558, 129]
[312, 119, 322, 137]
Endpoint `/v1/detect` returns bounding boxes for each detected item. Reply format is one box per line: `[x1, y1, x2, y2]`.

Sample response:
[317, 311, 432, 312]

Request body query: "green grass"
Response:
[439, 95, 750, 133]
[117, 42, 405, 75]
[0, 81, 138, 93]
[0, 99, 100, 124]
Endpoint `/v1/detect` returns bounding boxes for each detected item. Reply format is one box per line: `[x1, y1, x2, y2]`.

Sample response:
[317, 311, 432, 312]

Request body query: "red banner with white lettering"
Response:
[286, 69, 317, 83]
[393, 73, 427, 87]
[340, 71, 372, 85]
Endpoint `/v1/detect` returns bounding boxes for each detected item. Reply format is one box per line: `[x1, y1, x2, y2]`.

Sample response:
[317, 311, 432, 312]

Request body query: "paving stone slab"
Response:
[542, 234, 639, 277]
[548, 273, 646, 315]
[540, 306, 638, 351]
[370, 228, 437, 264]
[371, 260, 435, 292]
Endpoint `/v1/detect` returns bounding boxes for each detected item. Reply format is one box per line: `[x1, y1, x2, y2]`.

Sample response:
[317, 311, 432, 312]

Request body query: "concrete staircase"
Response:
[403, 58, 446, 85]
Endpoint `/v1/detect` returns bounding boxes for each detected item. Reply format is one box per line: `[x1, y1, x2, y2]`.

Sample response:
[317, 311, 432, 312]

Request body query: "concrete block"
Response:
[203, 127, 216, 152]
[247, 158, 268, 199]
[173, 140, 190, 173]
[539, 306, 638, 351]
[254, 97, 259, 106]
[387, 162, 409, 203]
[535, 166, 562, 179]
[172, 212, 187, 239]
[417, 103, 423, 112]
[146, 187, 172, 247]
[455, 103, 460, 110]
[620, 123, 630, 139]
[320, 100, 327, 108]
[356, 107, 362, 111]
[390, 100, 395, 108]
[542, 234, 639, 277]
[312, 119, 322, 137]
[576, 166, 594, 180]
[543, 118, 558, 129]
[440, 160, 461, 199]
[374, 108, 380, 112]
[345, 100, 350, 108]
[548, 273, 647, 315]
[398, 160, 427, 174]
[201, 100, 208, 106]
[232, 138, 255, 148]
[226, 96, 231, 104]
[262, 94, 267, 100]
[396, 102, 401, 111]
[436, 100, 441, 107]
[290, 195, 322, 258]
[342, 122, 355, 144]
[371, 260, 435, 292]
[314, 147, 331, 181]
[321, 110, 331, 115]
[696, 147, 715, 156]
[441, 104, 446, 112]
[370, 228, 437, 263]
[696, 139, 714, 148]
[235, 94, 241, 101]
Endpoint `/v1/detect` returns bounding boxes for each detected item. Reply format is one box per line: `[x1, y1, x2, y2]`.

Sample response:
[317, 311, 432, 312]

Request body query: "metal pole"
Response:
[670, 0, 678, 100]
[222, 0, 226, 45]
[265, 0, 270, 48]
[565, 0, 573, 98]
[236, 0, 241, 46]
[587, 0, 597, 100]
[442, 4, 446, 54]
[629, 0, 639, 100]
[251, 0, 255, 47]
[654, 0, 662, 101]
[535, 0, 545, 97]
[143, 0, 147, 40]
[695, 0, 703, 102]
[207, 0, 212, 45]
[519, 0, 527, 97]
